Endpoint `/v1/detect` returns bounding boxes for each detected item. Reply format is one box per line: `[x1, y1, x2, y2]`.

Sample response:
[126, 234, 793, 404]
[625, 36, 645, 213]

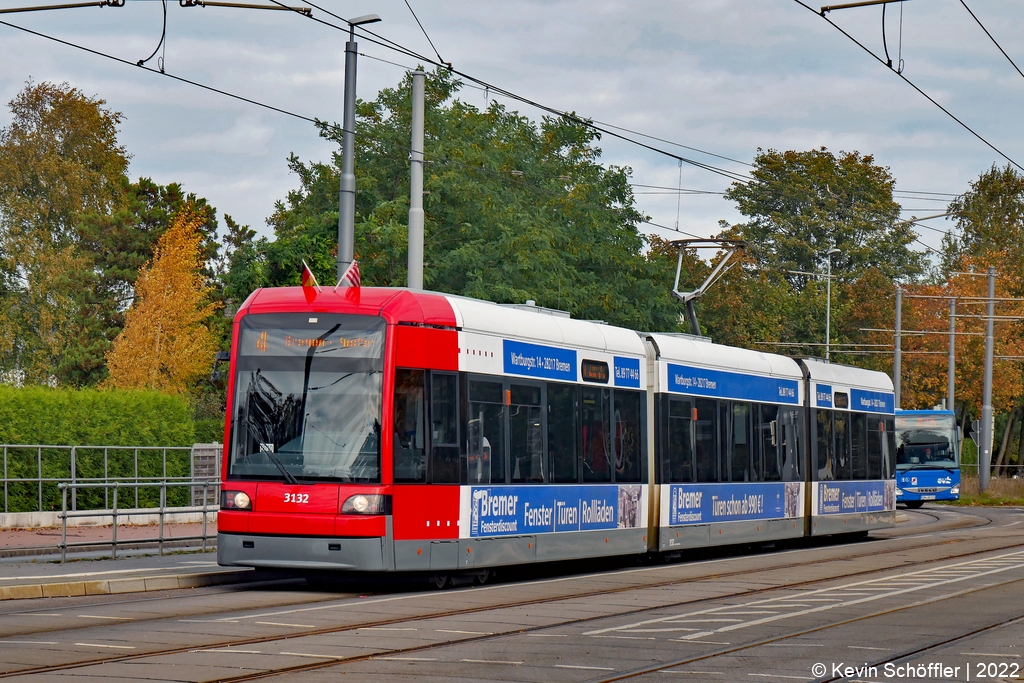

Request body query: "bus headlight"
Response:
[950, 485, 960, 495]
[341, 494, 389, 515]
[895, 487, 903, 497]
[222, 491, 252, 510]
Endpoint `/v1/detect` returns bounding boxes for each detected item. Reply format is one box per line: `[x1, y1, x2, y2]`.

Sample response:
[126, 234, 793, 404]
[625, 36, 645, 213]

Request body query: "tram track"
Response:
[590, 571, 1024, 682]
[0, 511, 1018, 680]
[815, 613, 1024, 683]
[0, 503, 994, 634]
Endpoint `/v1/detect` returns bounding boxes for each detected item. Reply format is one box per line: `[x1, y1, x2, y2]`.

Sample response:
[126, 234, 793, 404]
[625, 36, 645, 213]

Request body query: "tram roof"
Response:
[800, 356, 894, 394]
[236, 287, 647, 356]
[445, 294, 647, 357]
[237, 287, 459, 327]
[647, 332, 803, 380]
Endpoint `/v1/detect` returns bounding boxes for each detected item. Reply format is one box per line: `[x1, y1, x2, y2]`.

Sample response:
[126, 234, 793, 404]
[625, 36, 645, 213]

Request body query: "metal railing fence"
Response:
[0, 445, 217, 513]
[57, 480, 218, 563]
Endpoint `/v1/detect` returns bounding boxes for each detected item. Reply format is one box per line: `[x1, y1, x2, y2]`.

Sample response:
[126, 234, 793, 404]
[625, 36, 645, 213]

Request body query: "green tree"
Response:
[232, 68, 681, 332]
[943, 164, 1024, 284]
[66, 179, 219, 385]
[725, 148, 924, 289]
[0, 81, 129, 384]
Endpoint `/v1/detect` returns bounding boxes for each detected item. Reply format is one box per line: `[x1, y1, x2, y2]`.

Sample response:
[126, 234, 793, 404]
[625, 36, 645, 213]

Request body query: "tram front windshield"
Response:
[228, 313, 384, 483]
[895, 415, 958, 470]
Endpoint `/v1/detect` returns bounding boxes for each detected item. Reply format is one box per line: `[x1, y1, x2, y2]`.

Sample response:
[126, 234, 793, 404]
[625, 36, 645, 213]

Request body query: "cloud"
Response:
[0, 0, 1019, 247]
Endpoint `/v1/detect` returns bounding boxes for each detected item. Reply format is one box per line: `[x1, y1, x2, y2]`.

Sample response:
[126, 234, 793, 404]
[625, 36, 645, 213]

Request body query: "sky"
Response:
[1, 0, 1022, 259]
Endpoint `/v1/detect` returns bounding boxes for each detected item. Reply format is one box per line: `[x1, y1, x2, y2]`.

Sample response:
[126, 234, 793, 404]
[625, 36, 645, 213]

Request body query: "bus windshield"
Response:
[895, 414, 958, 470]
[227, 313, 385, 483]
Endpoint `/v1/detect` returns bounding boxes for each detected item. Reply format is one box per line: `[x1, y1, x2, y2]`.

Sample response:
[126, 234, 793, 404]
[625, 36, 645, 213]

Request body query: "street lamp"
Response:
[337, 13, 382, 280]
[825, 247, 840, 361]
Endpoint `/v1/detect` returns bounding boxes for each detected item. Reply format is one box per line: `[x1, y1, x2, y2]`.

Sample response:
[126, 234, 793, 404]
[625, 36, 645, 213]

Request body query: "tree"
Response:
[67, 179, 219, 385]
[230, 68, 681, 332]
[725, 148, 924, 289]
[105, 205, 219, 394]
[861, 259, 1024, 417]
[0, 81, 130, 384]
[943, 164, 1024, 285]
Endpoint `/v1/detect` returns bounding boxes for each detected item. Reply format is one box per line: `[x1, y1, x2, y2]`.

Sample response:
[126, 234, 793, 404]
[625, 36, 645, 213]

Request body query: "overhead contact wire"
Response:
[791, 0, 1024, 173]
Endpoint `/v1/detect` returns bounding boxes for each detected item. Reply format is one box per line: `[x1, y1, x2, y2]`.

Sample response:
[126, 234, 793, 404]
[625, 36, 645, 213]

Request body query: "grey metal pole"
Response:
[337, 24, 359, 280]
[825, 256, 832, 362]
[980, 267, 996, 492]
[407, 70, 425, 290]
[948, 297, 956, 414]
[894, 286, 902, 410]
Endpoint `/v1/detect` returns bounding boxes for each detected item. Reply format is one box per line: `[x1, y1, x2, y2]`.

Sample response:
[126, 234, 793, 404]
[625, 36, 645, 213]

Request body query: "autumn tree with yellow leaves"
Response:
[105, 206, 218, 394]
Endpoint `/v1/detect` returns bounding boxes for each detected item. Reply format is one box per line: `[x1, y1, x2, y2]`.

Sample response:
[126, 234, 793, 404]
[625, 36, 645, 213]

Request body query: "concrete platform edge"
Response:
[0, 567, 261, 601]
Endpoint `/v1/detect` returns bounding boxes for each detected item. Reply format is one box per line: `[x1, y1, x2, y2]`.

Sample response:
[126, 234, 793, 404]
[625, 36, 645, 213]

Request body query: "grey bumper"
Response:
[218, 532, 386, 571]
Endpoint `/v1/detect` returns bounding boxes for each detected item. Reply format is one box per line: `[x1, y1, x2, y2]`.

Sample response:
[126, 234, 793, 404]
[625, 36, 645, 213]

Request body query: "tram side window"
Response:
[695, 399, 718, 482]
[393, 369, 426, 483]
[779, 407, 803, 481]
[816, 410, 834, 481]
[851, 412, 868, 479]
[667, 398, 694, 482]
[760, 404, 780, 482]
[834, 411, 851, 480]
[430, 372, 460, 483]
[510, 384, 545, 483]
[467, 379, 505, 484]
[615, 390, 643, 483]
[730, 402, 753, 482]
[867, 415, 883, 480]
[883, 416, 896, 478]
[582, 387, 612, 482]
[547, 383, 578, 483]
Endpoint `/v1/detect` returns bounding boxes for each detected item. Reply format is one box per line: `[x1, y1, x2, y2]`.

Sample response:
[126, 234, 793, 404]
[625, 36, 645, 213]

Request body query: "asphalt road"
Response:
[0, 504, 1020, 683]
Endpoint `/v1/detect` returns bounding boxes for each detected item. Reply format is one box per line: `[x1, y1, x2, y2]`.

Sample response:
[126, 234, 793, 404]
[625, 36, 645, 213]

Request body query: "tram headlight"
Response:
[221, 490, 252, 510]
[341, 494, 390, 515]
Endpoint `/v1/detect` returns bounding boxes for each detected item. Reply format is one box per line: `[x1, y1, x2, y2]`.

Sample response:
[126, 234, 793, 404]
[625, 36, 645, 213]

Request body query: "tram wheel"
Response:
[474, 570, 491, 586]
[430, 574, 449, 589]
[905, 501, 924, 509]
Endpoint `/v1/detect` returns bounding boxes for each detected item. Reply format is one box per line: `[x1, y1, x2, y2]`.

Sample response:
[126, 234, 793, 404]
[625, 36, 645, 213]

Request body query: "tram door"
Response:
[666, 397, 695, 482]
[509, 383, 546, 483]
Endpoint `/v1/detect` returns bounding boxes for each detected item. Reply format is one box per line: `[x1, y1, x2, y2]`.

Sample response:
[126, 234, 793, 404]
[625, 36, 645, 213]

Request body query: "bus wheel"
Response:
[905, 501, 924, 509]
[474, 570, 491, 586]
[430, 574, 449, 589]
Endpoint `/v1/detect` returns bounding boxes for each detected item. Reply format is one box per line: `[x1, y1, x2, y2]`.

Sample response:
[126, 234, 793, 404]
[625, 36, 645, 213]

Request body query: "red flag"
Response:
[335, 259, 361, 290]
[301, 260, 321, 302]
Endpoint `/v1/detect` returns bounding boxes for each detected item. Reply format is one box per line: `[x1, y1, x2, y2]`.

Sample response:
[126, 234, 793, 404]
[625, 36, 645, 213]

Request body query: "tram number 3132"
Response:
[284, 493, 309, 504]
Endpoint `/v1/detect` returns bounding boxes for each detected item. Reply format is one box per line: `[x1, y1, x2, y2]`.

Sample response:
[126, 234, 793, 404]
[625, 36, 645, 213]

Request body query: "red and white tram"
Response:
[218, 286, 896, 574]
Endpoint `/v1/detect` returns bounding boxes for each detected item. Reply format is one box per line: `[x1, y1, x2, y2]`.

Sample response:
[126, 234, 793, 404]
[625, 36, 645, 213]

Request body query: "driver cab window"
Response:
[393, 369, 426, 482]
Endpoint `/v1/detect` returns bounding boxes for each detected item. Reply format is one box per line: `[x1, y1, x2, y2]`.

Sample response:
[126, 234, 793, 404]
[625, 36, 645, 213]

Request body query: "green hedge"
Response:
[0, 387, 207, 513]
[0, 386, 196, 446]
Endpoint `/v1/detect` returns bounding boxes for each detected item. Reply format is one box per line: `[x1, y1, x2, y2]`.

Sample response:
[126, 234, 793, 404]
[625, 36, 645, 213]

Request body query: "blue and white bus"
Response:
[895, 410, 961, 508]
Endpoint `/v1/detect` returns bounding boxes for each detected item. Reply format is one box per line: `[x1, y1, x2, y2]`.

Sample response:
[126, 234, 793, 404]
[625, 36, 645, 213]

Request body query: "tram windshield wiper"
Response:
[245, 422, 300, 485]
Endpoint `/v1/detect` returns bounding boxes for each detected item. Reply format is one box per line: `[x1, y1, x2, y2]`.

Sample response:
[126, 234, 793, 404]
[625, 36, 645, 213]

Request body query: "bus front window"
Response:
[895, 415, 958, 470]
[228, 313, 385, 483]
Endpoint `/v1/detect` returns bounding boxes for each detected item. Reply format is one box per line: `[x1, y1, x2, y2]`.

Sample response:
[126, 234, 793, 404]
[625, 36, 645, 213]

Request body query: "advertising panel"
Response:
[613, 356, 642, 388]
[814, 480, 896, 515]
[815, 383, 833, 408]
[666, 363, 800, 405]
[661, 482, 802, 526]
[467, 484, 644, 538]
[503, 340, 577, 382]
[850, 388, 895, 415]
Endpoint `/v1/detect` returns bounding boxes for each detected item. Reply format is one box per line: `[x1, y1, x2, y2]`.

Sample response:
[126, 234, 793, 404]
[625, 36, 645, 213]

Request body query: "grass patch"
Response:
[942, 474, 1024, 506]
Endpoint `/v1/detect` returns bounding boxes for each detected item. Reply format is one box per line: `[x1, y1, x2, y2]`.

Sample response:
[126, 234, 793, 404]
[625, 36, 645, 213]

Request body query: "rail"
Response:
[0, 444, 218, 513]
[57, 480, 218, 563]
